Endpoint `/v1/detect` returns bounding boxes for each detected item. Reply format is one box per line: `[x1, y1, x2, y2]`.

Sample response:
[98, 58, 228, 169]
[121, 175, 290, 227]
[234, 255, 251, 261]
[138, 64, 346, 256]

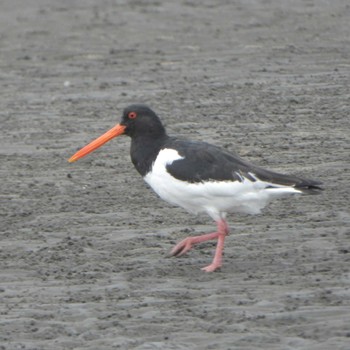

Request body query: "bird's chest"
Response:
[143, 149, 188, 205]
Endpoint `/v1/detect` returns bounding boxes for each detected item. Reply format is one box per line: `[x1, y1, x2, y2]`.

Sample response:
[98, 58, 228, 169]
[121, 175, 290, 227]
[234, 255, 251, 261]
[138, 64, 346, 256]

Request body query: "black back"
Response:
[123, 104, 323, 193]
[163, 138, 322, 193]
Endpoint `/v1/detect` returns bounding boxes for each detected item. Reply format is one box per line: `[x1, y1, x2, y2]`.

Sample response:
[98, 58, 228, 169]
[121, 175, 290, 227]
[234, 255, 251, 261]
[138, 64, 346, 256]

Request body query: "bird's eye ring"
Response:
[128, 112, 137, 119]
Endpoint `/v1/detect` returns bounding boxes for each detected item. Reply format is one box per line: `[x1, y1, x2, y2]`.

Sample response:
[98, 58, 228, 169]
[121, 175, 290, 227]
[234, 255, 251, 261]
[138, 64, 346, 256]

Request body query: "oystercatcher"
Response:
[69, 104, 322, 272]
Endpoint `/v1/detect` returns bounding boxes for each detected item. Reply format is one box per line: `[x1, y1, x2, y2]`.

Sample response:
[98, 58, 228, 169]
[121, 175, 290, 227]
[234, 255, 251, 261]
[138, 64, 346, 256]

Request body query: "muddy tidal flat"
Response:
[1, 1, 350, 349]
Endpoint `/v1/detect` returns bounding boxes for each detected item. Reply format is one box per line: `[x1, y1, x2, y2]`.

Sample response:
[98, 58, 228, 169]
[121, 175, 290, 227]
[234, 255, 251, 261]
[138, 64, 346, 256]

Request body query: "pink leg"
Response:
[170, 219, 229, 272]
[201, 230, 227, 272]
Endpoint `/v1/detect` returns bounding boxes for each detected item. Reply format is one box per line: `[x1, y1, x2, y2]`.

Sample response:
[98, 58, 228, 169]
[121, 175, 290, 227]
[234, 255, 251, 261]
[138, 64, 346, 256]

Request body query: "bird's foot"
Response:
[170, 237, 194, 257]
[170, 231, 220, 257]
[201, 262, 221, 272]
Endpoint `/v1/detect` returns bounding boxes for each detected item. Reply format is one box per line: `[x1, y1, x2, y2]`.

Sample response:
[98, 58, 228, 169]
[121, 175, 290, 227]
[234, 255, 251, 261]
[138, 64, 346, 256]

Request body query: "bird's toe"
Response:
[170, 238, 193, 257]
[201, 263, 221, 272]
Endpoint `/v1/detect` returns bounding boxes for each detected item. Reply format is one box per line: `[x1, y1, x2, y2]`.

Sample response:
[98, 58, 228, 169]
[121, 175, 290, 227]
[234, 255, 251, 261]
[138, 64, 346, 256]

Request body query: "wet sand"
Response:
[1, 1, 350, 349]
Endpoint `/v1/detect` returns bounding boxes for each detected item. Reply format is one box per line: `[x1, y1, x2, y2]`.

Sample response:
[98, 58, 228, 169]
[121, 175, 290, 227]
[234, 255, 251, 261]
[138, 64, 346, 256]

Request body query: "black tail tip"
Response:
[297, 181, 324, 194]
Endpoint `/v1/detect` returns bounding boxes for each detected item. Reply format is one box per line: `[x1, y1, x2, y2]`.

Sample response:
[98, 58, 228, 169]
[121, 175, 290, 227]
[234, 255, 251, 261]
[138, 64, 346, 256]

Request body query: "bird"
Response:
[68, 104, 323, 272]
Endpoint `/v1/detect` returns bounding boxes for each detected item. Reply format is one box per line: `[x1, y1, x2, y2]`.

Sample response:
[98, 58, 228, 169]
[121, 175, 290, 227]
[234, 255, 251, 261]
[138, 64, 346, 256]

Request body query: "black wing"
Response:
[164, 139, 323, 193]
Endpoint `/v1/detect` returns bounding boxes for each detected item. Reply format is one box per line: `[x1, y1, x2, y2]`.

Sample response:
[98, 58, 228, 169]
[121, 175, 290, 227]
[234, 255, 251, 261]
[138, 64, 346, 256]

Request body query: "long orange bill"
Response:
[68, 123, 126, 163]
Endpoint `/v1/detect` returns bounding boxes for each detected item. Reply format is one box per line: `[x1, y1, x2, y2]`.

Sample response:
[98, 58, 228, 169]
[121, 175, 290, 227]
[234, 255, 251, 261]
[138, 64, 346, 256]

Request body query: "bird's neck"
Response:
[130, 134, 169, 176]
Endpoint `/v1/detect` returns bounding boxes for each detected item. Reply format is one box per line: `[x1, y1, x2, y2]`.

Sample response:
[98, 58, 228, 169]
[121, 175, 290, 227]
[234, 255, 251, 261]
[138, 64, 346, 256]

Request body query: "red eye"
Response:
[128, 111, 137, 119]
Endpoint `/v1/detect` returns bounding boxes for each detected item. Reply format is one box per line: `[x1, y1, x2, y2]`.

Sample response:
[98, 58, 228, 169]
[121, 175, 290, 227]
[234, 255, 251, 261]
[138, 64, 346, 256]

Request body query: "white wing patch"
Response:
[234, 171, 244, 182]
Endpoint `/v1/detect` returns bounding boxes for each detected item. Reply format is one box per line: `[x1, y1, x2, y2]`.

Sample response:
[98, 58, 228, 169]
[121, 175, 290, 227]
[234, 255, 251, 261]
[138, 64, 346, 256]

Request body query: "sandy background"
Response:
[1, 0, 350, 349]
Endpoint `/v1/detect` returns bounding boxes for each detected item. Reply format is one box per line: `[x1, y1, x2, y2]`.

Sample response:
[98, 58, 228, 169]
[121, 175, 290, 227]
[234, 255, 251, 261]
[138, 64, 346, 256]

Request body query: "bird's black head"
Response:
[68, 104, 167, 163]
[120, 104, 166, 139]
